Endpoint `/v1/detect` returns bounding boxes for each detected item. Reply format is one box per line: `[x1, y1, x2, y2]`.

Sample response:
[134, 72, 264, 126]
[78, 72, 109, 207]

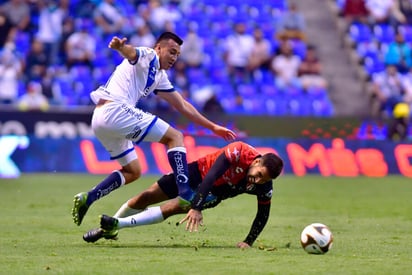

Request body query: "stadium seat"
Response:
[373, 24, 395, 44]
[349, 23, 373, 44]
[363, 56, 385, 76]
[398, 25, 412, 43]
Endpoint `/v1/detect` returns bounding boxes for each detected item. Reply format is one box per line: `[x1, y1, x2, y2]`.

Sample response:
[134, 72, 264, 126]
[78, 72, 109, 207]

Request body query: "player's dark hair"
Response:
[156, 32, 183, 46]
[261, 153, 283, 179]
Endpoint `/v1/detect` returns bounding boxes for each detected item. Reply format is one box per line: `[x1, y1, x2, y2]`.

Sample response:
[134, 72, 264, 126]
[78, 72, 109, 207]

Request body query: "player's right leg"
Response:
[158, 126, 193, 206]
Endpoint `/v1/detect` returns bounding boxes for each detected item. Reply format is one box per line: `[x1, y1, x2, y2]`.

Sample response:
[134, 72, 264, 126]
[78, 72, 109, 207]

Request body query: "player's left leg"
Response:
[72, 155, 139, 226]
[100, 198, 186, 232]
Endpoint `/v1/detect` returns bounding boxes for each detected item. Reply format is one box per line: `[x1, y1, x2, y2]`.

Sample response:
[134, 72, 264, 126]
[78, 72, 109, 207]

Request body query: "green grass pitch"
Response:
[1, 174, 411, 275]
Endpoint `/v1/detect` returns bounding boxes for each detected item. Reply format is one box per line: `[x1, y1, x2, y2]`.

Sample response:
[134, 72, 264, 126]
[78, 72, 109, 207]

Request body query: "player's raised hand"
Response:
[108, 36, 127, 50]
[213, 125, 237, 142]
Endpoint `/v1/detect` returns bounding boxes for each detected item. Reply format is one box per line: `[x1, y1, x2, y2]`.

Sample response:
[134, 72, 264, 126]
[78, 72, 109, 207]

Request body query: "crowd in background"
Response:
[335, 0, 412, 139]
[0, 0, 333, 116]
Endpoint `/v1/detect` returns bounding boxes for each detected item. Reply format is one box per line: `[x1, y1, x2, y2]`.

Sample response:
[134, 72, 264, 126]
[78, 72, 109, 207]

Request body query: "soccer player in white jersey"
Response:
[72, 32, 237, 226]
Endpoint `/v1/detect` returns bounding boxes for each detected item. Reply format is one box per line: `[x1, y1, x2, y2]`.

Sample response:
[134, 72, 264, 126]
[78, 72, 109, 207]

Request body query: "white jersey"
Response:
[90, 47, 174, 106]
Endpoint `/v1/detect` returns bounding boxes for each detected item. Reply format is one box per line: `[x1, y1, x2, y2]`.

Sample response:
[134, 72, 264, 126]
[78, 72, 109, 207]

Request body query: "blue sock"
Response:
[86, 171, 123, 205]
[167, 147, 192, 200]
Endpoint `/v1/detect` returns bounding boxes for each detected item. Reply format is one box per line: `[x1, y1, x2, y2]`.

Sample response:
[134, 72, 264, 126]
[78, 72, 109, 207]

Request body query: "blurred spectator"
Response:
[59, 17, 75, 65]
[383, 32, 412, 73]
[35, 0, 69, 65]
[342, 0, 369, 25]
[247, 27, 272, 80]
[0, 44, 23, 104]
[298, 45, 328, 91]
[144, 0, 181, 36]
[40, 68, 61, 105]
[270, 40, 301, 91]
[203, 94, 225, 114]
[386, 101, 410, 140]
[180, 24, 204, 68]
[369, 64, 407, 117]
[24, 38, 48, 81]
[0, 0, 30, 32]
[93, 0, 125, 37]
[129, 23, 156, 47]
[398, 0, 412, 24]
[365, 0, 405, 26]
[65, 20, 96, 70]
[169, 59, 189, 91]
[276, 2, 306, 41]
[0, 10, 15, 49]
[17, 81, 49, 111]
[223, 22, 254, 90]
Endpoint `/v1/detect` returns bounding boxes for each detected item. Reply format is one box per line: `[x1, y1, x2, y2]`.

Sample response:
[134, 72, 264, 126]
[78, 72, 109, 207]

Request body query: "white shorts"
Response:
[91, 102, 169, 166]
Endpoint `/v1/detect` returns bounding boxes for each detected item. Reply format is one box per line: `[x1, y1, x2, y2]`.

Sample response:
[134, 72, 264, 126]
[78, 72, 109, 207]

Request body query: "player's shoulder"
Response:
[230, 141, 258, 154]
[136, 47, 156, 59]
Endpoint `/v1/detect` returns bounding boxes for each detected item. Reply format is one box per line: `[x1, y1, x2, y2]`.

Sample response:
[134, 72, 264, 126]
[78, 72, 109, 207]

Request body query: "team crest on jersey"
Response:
[227, 147, 240, 162]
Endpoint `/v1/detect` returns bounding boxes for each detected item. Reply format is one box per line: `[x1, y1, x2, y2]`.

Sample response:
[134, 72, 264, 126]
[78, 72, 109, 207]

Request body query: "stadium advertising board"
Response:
[1, 135, 412, 178]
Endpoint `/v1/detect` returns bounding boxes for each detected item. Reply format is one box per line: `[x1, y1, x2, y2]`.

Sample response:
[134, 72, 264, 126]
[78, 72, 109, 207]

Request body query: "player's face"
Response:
[246, 159, 271, 185]
[157, 39, 181, 70]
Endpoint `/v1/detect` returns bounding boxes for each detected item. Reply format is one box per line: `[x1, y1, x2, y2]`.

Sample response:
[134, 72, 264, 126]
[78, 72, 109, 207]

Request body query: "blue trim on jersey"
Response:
[134, 116, 159, 145]
[154, 88, 175, 94]
[144, 56, 157, 91]
[128, 48, 140, 65]
[110, 147, 135, 160]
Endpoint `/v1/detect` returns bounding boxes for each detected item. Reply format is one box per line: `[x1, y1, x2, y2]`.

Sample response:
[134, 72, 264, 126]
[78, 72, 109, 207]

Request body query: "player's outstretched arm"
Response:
[108, 36, 137, 62]
[157, 91, 237, 141]
[242, 203, 271, 247]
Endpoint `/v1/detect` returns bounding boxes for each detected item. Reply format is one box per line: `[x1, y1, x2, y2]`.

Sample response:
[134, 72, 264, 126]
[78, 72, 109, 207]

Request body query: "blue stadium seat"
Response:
[398, 25, 412, 43]
[237, 84, 256, 97]
[356, 41, 380, 59]
[349, 23, 373, 44]
[373, 24, 395, 44]
[265, 95, 288, 115]
[363, 56, 385, 76]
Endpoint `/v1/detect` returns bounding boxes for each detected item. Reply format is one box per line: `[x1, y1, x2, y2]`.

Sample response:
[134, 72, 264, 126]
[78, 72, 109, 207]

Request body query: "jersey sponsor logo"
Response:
[174, 152, 189, 184]
[121, 104, 144, 120]
[125, 125, 142, 140]
[96, 181, 120, 199]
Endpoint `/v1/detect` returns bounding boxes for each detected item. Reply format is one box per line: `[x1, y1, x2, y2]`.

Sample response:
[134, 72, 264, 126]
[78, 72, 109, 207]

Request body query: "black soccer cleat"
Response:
[100, 214, 119, 232]
[83, 228, 118, 243]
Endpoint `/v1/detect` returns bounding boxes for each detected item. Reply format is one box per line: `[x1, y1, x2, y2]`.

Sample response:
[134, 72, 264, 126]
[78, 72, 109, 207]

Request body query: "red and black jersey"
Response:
[194, 141, 272, 205]
[157, 141, 275, 246]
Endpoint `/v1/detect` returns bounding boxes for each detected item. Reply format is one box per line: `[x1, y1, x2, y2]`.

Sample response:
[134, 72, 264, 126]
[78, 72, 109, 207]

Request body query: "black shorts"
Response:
[157, 162, 202, 199]
[157, 162, 221, 209]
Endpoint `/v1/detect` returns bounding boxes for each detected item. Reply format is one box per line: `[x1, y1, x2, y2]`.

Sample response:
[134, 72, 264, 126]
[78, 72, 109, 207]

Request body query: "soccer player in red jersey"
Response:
[83, 141, 283, 248]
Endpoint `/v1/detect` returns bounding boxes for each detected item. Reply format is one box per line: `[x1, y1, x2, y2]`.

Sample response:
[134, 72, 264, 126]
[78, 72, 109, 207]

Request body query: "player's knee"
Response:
[121, 167, 141, 183]
[161, 127, 184, 147]
[128, 192, 148, 208]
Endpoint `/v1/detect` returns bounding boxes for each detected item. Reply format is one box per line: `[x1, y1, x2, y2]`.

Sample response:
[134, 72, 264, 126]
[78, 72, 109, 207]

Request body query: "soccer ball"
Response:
[300, 223, 333, 254]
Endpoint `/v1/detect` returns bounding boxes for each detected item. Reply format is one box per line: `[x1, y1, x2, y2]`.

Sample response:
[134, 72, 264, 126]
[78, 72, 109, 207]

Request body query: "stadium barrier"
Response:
[1, 110, 411, 178]
[1, 135, 412, 178]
